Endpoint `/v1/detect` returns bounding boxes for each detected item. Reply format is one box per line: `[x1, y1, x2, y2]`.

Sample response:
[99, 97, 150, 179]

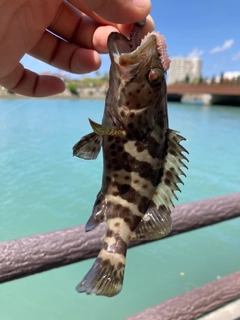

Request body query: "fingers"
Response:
[29, 29, 102, 73]
[0, 63, 65, 97]
[49, 1, 98, 48]
[29, 0, 154, 74]
[69, 0, 152, 24]
[92, 16, 154, 51]
[29, 15, 154, 76]
[31, 1, 154, 73]
[46, 0, 154, 52]
[48, 1, 120, 52]
[118, 15, 155, 37]
[0, 0, 154, 98]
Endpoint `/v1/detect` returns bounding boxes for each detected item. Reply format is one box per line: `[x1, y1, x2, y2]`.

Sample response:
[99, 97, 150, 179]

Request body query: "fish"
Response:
[73, 23, 188, 297]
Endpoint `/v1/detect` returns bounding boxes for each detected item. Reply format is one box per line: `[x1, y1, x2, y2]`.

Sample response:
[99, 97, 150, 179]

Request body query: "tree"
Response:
[220, 72, 224, 83]
[184, 74, 190, 83]
[198, 75, 203, 83]
[66, 81, 79, 95]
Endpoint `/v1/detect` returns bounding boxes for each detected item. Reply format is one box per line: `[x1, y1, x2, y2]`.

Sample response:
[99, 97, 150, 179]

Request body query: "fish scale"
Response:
[73, 24, 188, 297]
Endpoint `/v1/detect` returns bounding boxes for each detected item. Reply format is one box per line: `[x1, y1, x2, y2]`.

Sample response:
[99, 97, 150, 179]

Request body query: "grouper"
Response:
[73, 23, 188, 297]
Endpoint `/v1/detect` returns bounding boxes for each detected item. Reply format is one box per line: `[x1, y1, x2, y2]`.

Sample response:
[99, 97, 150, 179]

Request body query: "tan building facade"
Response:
[167, 57, 202, 84]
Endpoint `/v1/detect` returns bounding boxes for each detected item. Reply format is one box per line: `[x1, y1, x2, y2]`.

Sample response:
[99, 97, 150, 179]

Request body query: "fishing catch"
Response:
[73, 23, 188, 297]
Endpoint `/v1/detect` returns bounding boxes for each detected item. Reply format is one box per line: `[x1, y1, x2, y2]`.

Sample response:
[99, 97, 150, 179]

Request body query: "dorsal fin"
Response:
[132, 129, 188, 240]
[152, 129, 188, 210]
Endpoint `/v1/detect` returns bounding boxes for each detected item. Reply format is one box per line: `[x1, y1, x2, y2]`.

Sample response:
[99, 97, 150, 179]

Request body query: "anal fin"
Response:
[132, 204, 172, 240]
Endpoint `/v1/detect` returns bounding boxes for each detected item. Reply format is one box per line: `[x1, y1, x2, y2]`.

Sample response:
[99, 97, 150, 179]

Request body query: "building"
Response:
[167, 57, 202, 84]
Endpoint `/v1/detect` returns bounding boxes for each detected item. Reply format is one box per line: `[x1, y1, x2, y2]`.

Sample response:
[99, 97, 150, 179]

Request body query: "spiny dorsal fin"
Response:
[132, 129, 188, 240]
[73, 132, 102, 160]
[152, 128, 188, 210]
[89, 118, 123, 137]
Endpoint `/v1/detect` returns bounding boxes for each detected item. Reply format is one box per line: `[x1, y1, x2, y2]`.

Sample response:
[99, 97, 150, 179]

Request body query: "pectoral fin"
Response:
[73, 132, 102, 160]
[89, 118, 123, 137]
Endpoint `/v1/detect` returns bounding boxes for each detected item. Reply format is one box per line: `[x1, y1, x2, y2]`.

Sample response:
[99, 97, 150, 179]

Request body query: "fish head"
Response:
[108, 26, 170, 111]
[106, 26, 171, 135]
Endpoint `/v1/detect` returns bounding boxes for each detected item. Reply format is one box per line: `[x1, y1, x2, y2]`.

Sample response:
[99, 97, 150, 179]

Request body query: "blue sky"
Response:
[21, 0, 240, 79]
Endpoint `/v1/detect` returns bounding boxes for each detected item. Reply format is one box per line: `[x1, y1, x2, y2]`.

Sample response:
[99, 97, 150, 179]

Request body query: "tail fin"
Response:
[76, 250, 125, 297]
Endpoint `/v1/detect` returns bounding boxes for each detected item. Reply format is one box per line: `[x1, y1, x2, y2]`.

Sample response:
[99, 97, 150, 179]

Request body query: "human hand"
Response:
[0, 0, 153, 97]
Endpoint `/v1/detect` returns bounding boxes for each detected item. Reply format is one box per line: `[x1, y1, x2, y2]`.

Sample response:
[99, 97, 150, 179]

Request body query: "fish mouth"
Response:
[108, 30, 157, 67]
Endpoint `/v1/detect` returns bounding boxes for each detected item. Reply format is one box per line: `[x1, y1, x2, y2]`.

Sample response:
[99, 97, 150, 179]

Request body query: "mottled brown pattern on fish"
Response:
[105, 201, 143, 229]
[114, 183, 151, 212]
[73, 25, 187, 297]
[102, 139, 164, 190]
[103, 236, 127, 256]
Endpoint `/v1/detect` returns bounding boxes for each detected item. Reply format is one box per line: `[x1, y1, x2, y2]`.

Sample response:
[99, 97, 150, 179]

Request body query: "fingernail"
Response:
[134, 18, 146, 27]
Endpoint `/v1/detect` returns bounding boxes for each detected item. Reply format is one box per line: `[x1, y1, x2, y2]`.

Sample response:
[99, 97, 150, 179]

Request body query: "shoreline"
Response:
[0, 88, 106, 100]
[1, 87, 240, 106]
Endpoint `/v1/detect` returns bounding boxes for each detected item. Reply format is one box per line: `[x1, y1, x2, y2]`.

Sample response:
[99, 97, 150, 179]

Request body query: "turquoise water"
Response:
[0, 99, 240, 319]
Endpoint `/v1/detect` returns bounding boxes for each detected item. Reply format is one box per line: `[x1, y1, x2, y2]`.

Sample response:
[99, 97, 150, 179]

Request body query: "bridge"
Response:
[167, 83, 240, 105]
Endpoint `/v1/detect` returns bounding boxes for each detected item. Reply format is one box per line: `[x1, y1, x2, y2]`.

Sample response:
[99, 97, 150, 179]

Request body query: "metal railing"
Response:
[1, 193, 240, 319]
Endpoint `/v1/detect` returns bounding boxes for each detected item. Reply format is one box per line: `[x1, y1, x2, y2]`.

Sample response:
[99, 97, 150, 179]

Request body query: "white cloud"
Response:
[224, 71, 240, 79]
[209, 39, 234, 54]
[187, 48, 204, 58]
[232, 51, 240, 61]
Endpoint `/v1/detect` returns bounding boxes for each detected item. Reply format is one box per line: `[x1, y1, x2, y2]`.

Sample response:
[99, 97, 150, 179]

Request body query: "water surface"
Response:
[0, 99, 239, 319]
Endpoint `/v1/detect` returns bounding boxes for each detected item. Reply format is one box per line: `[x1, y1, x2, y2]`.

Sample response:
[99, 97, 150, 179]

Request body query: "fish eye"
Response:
[147, 68, 164, 87]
